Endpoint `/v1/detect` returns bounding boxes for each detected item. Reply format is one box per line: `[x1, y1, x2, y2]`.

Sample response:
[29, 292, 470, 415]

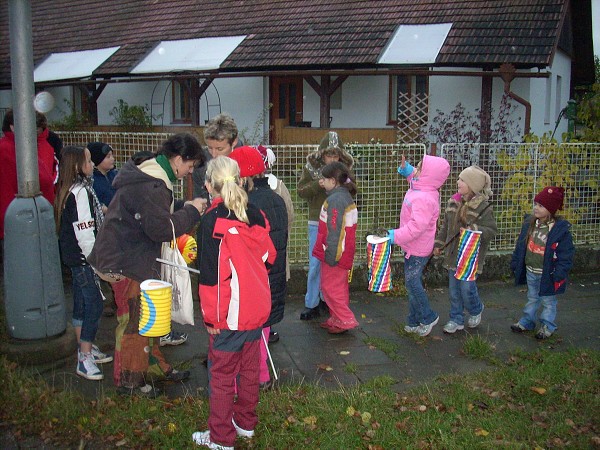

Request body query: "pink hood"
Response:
[391, 155, 450, 257]
[409, 154, 451, 191]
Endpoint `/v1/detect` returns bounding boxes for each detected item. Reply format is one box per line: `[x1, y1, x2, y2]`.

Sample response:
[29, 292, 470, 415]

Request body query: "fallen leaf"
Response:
[367, 445, 384, 450]
[361, 314, 367, 319]
[395, 419, 408, 430]
[565, 418, 575, 427]
[116, 439, 128, 447]
[530, 386, 547, 395]
[361, 412, 372, 423]
[303, 415, 317, 426]
[418, 405, 427, 412]
[468, 403, 474, 411]
[474, 428, 489, 436]
[317, 363, 333, 371]
[346, 406, 356, 416]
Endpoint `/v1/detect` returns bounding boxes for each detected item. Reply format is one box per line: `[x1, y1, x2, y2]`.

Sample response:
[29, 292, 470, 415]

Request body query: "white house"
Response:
[0, 0, 594, 144]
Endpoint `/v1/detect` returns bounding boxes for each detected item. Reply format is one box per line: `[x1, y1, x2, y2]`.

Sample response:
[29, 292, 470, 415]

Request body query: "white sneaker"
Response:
[232, 418, 255, 438]
[160, 331, 188, 346]
[191, 431, 233, 450]
[91, 344, 113, 364]
[417, 316, 439, 337]
[443, 321, 464, 334]
[535, 324, 553, 340]
[404, 325, 420, 333]
[468, 305, 484, 328]
[76, 352, 103, 380]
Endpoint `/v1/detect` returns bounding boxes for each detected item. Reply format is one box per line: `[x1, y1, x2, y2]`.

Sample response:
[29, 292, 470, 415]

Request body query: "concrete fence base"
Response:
[287, 245, 600, 294]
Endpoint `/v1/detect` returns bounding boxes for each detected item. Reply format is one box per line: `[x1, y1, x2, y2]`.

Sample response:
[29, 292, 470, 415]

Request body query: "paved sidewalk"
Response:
[21, 272, 600, 400]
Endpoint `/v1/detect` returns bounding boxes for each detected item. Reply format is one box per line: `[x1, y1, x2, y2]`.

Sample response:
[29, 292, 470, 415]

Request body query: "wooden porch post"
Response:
[305, 75, 348, 128]
[81, 82, 107, 126]
[191, 77, 215, 126]
[320, 75, 331, 128]
[480, 68, 493, 144]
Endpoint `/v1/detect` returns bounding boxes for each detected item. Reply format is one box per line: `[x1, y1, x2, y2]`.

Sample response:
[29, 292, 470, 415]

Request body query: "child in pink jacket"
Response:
[388, 154, 450, 337]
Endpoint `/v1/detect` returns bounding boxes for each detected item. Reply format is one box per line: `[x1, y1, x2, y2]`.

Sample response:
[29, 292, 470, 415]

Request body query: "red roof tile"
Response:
[0, 0, 574, 86]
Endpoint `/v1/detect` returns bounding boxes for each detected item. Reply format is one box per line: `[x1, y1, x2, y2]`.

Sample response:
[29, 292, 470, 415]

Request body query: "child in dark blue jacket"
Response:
[88, 141, 118, 212]
[510, 186, 574, 339]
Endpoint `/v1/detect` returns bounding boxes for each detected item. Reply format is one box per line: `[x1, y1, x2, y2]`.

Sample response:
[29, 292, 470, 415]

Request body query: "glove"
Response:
[387, 229, 395, 243]
[397, 161, 414, 177]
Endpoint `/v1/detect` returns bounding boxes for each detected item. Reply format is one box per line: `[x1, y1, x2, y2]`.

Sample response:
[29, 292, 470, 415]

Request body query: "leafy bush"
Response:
[576, 83, 600, 142]
[109, 99, 158, 130]
[425, 94, 522, 145]
[50, 99, 93, 130]
[496, 133, 600, 245]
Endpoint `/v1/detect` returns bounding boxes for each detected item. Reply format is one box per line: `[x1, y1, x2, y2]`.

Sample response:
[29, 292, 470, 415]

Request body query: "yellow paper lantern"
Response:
[177, 234, 197, 264]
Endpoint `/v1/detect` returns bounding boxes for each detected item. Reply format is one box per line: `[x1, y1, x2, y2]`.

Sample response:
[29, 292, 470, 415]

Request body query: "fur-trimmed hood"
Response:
[305, 131, 354, 179]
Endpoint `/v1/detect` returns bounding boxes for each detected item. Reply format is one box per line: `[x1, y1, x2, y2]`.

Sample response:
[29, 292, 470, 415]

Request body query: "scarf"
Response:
[156, 154, 177, 183]
[81, 175, 104, 230]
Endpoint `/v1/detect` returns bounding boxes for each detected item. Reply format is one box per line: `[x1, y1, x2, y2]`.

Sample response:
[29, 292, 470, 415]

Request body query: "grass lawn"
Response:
[1, 348, 598, 449]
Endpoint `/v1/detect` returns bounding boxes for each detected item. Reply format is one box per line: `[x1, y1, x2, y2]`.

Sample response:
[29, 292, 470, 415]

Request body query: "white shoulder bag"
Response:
[160, 220, 195, 325]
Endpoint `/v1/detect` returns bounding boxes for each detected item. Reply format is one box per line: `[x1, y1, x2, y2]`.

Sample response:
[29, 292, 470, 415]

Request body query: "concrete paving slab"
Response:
[2, 272, 598, 401]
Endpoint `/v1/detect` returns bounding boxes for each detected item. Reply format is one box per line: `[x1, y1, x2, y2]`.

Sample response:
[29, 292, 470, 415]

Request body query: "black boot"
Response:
[300, 306, 320, 320]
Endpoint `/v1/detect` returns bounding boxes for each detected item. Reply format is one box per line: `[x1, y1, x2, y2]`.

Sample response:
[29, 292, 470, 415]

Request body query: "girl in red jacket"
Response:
[312, 161, 359, 334]
[193, 156, 276, 450]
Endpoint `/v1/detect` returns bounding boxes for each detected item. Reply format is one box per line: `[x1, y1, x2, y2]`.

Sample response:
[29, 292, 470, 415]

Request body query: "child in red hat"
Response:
[229, 145, 288, 390]
[510, 186, 574, 339]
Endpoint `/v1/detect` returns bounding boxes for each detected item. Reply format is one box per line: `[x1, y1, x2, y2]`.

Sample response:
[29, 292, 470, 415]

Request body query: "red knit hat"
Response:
[228, 146, 265, 177]
[534, 186, 564, 215]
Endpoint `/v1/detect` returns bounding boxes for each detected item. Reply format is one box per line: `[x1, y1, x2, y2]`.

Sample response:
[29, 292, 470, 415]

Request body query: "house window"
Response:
[544, 76, 552, 125]
[388, 74, 429, 126]
[172, 80, 192, 124]
[555, 75, 562, 123]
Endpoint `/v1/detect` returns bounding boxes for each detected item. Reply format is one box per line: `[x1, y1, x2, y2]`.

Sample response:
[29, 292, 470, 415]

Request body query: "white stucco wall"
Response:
[426, 63, 573, 143]
[528, 49, 572, 139]
[44, 86, 73, 124]
[91, 76, 265, 139]
[200, 77, 265, 141]
[429, 68, 483, 118]
[97, 81, 167, 126]
[303, 76, 392, 128]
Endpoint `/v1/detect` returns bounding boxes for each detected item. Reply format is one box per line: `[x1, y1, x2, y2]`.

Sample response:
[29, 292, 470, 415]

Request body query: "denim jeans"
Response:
[304, 223, 321, 308]
[448, 269, 483, 325]
[518, 270, 558, 331]
[71, 265, 103, 343]
[404, 255, 437, 326]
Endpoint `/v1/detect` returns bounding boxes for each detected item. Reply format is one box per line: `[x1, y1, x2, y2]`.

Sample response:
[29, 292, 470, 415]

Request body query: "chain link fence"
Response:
[439, 143, 600, 250]
[269, 143, 427, 265]
[57, 132, 600, 264]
